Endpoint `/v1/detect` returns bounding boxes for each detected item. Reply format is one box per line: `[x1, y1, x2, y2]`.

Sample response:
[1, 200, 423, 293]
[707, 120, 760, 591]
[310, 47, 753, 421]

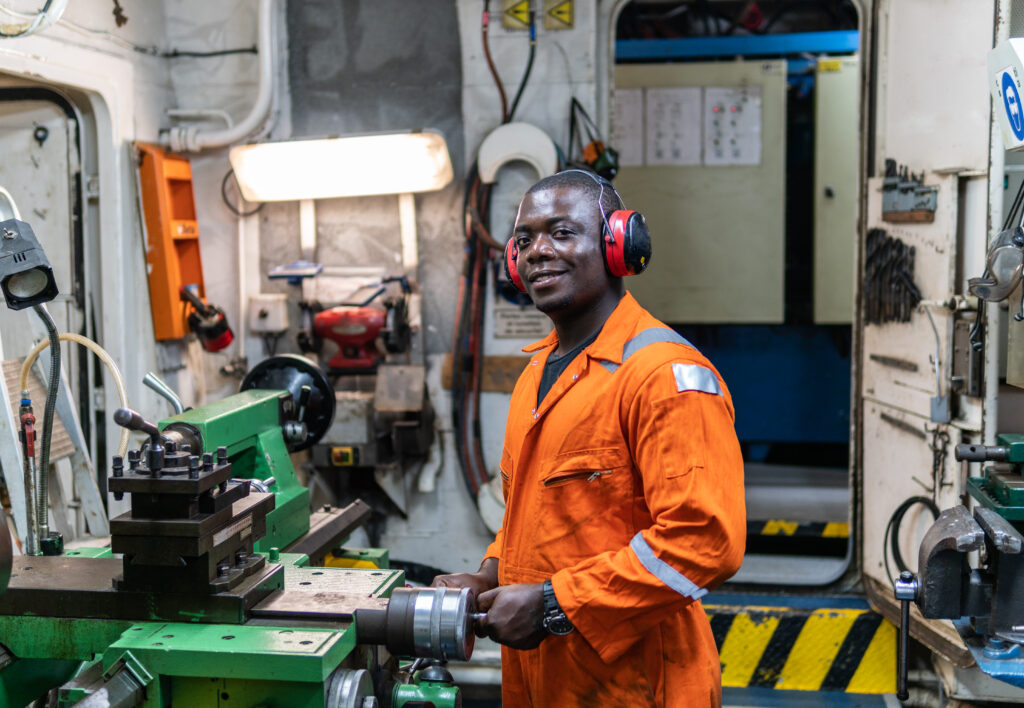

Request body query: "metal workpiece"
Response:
[957, 443, 1011, 462]
[917, 505, 985, 619]
[355, 586, 477, 662]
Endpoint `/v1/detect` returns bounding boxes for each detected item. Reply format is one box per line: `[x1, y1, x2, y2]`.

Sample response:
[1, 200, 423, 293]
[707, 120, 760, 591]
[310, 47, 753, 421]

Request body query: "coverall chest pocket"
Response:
[540, 447, 632, 490]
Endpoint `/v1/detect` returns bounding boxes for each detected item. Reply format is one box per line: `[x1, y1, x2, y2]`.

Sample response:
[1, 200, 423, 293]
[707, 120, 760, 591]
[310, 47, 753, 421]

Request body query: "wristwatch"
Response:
[541, 580, 575, 635]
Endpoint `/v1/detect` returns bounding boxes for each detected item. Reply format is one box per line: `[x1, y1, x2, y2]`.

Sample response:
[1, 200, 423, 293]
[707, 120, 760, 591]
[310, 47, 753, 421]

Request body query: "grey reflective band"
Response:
[600, 328, 695, 373]
[630, 532, 708, 600]
[672, 363, 722, 396]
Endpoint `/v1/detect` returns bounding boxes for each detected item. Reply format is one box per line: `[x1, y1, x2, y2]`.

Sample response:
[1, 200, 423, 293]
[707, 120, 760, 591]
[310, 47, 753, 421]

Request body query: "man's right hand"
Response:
[430, 557, 499, 603]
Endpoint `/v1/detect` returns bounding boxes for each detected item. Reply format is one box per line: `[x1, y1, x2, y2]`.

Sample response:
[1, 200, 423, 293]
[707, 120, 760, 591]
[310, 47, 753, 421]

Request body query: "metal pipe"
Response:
[166, 0, 277, 152]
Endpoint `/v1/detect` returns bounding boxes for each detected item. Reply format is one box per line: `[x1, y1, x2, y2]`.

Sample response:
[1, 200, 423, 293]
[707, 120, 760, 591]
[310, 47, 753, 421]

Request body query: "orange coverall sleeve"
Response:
[550, 359, 746, 664]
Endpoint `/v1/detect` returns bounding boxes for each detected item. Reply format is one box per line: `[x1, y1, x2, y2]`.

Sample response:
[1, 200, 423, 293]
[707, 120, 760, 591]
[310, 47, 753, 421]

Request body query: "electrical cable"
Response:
[1004, 176, 1024, 231]
[31, 305, 60, 538]
[21, 332, 132, 459]
[221, 169, 265, 217]
[0, 3, 256, 57]
[506, 7, 536, 123]
[883, 496, 940, 583]
[481, 0, 508, 123]
[0, 0, 65, 38]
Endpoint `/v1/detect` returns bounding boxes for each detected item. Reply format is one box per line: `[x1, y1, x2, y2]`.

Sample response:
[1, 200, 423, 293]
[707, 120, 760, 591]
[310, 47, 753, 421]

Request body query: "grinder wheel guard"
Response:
[241, 354, 335, 451]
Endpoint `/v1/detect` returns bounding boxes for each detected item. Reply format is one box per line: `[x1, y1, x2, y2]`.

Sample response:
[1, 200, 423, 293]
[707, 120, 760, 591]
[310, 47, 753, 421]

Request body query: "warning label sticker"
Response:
[494, 304, 551, 339]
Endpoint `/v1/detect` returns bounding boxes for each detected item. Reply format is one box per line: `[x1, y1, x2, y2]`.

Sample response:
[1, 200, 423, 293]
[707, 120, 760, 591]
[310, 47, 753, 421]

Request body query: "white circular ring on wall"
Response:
[0, 186, 21, 222]
[477, 122, 558, 184]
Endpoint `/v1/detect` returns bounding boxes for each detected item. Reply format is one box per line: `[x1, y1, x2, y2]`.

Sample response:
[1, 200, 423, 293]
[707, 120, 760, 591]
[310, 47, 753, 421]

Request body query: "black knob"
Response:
[113, 408, 160, 437]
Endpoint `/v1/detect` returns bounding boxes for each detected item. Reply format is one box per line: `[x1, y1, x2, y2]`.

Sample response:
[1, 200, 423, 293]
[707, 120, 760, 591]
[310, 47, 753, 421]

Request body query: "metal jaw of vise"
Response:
[894, 441, 1024, 696]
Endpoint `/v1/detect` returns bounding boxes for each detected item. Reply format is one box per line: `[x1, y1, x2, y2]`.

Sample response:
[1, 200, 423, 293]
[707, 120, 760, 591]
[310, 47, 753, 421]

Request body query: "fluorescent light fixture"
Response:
[229, 131, 454, 202]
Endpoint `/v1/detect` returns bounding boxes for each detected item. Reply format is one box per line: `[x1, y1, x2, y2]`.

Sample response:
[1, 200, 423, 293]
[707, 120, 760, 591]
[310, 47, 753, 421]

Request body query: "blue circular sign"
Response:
[1003, 71, 1024, 141]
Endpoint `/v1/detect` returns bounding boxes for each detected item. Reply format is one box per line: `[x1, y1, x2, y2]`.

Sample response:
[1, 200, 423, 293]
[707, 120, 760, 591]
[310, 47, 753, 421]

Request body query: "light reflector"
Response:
[229, 132, 454, 202]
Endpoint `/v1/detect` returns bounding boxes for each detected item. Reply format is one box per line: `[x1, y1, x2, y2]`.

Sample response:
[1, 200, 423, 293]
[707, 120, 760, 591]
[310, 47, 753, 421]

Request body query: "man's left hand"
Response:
[476, 583, 547, 650]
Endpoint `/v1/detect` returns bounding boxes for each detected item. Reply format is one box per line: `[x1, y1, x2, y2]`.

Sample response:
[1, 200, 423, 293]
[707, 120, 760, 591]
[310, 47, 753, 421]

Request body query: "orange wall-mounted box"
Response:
[135, 142, 208, 341]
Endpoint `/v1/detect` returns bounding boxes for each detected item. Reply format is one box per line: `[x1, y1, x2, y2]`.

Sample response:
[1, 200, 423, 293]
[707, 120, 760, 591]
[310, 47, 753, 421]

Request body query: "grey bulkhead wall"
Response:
[270, 0, 465, 355]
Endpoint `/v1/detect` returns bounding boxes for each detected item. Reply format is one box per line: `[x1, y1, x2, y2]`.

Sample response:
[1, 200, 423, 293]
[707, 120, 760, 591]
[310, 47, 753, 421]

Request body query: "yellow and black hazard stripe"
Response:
[746, 520, 850, 557]
[704, 602, 895, 693]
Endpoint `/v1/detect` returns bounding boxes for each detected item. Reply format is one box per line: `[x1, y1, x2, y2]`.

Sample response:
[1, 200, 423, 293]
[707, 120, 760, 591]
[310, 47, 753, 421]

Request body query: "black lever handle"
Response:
[113, 408, 160, 438]
[894, 571, 918, 702]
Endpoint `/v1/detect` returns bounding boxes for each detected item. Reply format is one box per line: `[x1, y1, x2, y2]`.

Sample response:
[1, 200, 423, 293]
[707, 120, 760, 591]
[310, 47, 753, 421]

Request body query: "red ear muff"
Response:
[504, 238, 526, 292]
[604, 210, 652, 276]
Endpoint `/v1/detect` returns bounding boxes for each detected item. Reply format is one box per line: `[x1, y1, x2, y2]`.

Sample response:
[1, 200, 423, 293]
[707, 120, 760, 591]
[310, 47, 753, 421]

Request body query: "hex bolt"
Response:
[188, 455, 200, 480]
[235, 551, 247, 564]
[219, 482, 227, 494]
[182, 443, 191, 453]
[165, 440, 176, 453]
[217, 563, 230, 577]
[112, 456, 123, 478]
[128, 450, 140, 471]
[202, 452, 214, 472]
[217, 446, 227, 465]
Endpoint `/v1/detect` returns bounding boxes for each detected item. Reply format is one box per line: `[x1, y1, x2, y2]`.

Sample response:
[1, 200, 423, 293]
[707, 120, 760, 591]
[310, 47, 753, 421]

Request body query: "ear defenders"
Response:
[503, 170, 652, 292]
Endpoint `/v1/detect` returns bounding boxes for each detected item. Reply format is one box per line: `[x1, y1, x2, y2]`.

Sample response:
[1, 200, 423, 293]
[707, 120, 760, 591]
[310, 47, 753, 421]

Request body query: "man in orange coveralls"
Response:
[432, 169, 746, 707]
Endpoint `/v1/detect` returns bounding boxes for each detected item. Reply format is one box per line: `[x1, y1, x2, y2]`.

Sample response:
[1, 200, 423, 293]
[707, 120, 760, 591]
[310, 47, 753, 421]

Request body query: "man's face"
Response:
[512, 185, 613, 316]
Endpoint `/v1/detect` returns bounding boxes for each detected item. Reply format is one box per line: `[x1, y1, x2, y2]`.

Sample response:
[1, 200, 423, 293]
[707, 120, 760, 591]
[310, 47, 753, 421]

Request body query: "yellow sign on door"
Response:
[503, 0, 530, 29]
[545, 0, 574, 29]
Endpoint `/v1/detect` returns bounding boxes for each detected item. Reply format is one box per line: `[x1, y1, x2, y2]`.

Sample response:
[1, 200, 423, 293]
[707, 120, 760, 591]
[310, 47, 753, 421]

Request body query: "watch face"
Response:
[543, 615, 575, 636]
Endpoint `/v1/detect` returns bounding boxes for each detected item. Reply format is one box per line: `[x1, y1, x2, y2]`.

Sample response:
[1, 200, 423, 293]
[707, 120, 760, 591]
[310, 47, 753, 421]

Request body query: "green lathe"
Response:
[0, 356, 476, 708]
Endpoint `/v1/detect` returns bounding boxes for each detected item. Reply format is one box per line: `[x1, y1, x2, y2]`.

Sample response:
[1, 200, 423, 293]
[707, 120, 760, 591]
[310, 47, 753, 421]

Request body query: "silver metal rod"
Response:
[142, 372, 185, 414]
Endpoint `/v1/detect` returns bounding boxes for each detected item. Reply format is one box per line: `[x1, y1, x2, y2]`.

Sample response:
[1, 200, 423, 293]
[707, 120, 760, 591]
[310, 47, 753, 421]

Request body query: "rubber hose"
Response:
[20, 332, 131, 459]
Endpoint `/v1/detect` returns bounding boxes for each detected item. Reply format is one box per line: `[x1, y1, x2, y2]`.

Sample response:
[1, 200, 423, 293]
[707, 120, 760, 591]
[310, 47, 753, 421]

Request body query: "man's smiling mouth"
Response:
[529, 270, 566, 286]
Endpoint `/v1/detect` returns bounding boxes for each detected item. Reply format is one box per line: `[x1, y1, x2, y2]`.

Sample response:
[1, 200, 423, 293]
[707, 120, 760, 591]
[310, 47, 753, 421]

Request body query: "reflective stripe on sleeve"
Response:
[629, 532, 708, 600]
[672, 363, 723, 396]
[600, 328, 696, 374]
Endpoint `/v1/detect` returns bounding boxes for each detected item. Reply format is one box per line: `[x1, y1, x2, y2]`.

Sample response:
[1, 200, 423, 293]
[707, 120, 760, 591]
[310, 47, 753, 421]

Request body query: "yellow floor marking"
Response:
[761, 520, 799, 536]
[776, 609, 860, 690]
[718, 611, 780, 687]
[823, 522, 850, 538]
[846, 619, 897, 693]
